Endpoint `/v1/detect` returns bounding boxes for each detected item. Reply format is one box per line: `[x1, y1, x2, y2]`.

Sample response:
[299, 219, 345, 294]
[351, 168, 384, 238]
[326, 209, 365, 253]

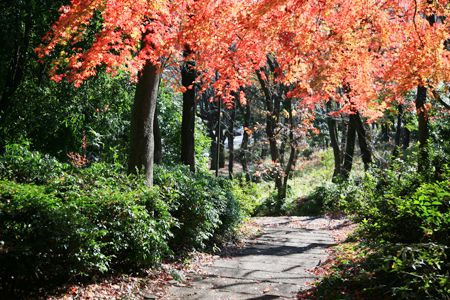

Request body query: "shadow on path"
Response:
[167, 216, 339, 299]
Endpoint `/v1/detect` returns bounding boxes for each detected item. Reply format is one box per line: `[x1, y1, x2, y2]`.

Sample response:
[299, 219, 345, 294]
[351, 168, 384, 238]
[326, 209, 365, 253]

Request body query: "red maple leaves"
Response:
[37, 0, 450, 120]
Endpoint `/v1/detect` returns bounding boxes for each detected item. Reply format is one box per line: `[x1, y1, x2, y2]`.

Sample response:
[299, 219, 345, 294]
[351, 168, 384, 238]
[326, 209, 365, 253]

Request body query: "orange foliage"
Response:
[37, 0, 450, 120]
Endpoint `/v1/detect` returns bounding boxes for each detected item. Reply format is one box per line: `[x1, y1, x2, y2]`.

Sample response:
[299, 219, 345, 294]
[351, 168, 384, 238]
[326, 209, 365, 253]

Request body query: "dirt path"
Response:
[166, 216, 350, 300]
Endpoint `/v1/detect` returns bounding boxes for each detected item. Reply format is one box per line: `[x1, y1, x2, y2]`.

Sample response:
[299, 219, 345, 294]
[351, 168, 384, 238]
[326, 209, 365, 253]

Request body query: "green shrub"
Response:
[230, 176, 261, 217]
[0, 142, 67, 184]
[0, 180, 106, 289]
[401, 181, 450, 243]
[294, 186, 328, 216]
[0, 145, 245, 296]
[301, 147, 314, 159]
[312, 160, 450, 298]
[0, 176, 172, 293]
[388, 243, 450, 298]
[2, 73, 134, 162]
[154, 165, 241, 251]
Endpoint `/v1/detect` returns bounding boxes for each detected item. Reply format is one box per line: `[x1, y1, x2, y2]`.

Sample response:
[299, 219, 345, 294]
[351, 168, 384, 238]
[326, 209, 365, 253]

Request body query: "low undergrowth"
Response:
[0, 143, 258, 297]
[298, 157, 450, 299]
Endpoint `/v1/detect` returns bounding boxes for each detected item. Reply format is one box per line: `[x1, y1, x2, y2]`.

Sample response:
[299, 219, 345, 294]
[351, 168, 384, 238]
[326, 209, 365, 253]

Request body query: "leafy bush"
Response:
[0, 142, 67, 184]
[294, 185, 330, 216]
[387, 243, 449, 298]
[308, 160, 450, 298]
[230, 177, 261, 218]
[0, 145, 246, 295]
[301, 147, 314, 159]
[154, 165, 241, 251]
[0, 178, 172, 294]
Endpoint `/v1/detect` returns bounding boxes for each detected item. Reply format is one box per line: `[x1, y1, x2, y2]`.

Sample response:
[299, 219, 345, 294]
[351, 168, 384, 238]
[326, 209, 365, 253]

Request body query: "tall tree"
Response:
[393, 104, 403, 157]
[227, 100, 236, 178]
[180, 49, 197, 172]
[154, 108, 162, 164]
[353, 112, 372, 170]
[240, 97, 252, 179]
[326, 101, 341, 181]
[128, 62, 161, 186]
[35, 0, 194, 184]
[341, 115, 357, 179]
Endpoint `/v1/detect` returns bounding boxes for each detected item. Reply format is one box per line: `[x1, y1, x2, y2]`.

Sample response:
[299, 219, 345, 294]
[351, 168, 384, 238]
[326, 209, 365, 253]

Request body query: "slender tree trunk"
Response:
[402, 127, 410, 157]
[416, 85, 429, 173]
[393, 104, 403, 157]
[128, 62, 161, 186]
[266, 113, 279, 163]
[280, 148, 296, 200]
[341, 115, 356, 179]
[228, 102, 236, 178]
[326, 101, 341, 181]
[219, 132, 226, 168]
[353, 112, 372, 170]
[0, 3, 32, 115]
[279, 98, 297, 200]
[154, 110, 162, 164]
[380, 124, 389, 143]
[212, 99, 223, 174]
[279, 138, 287, 166]
[207, 101, 218, 171]
[257, 71, 280, 164]
[210, 103, 225, 172]
[340, 121, 348, 166]
[180, 51, 196, 172]
[241, 99, 251, 179]
[211, 140, 218, 171]
[0, 3, 32, 153]
[257, 71, 283, 200]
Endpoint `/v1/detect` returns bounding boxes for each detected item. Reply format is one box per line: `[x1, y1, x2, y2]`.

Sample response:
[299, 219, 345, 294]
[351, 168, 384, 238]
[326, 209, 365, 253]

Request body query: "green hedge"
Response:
[306, 162, 450, 298]
[0, 179, 172, 292]
[0, 143, 248, 295]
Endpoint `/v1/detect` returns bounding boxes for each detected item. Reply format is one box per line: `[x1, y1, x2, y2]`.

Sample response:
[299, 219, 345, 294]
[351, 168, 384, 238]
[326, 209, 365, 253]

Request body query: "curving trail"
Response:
[167, 216, 348, 300]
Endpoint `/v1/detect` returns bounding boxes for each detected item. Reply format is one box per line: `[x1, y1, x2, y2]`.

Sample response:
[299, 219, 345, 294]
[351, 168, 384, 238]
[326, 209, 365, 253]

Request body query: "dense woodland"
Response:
[0, 0, 449, 299]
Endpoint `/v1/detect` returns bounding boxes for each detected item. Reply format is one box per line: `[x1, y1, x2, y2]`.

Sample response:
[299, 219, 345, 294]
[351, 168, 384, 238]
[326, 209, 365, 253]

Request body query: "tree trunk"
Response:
[180, 52, 196, 172]
[211, 100, 225, 174]
[416, 85, 429, 173]
[154, 110, 162, 164]
[380, 124, 389, 143]
[0, 2, 32, 153]
[257, 70, 283, 202]
[341, 115, 356, 179]
[128, 62, 161, 186]
[326, 101, 341, 181]
[353, 113, 372, 170]
[340, 121, 348, 166]
[227, 102, 236, 178]
[0, 2, 32, 115]
[211, 139, 218, 171]
[393, 104, 403, 157]
[219, 134, 226, 168]
[279, 98, 297, 200]
[402, 127, 410, 156]
[257, 71, 280, 164]
[240, 99, 251, 179]
[206, 100, 218, 171]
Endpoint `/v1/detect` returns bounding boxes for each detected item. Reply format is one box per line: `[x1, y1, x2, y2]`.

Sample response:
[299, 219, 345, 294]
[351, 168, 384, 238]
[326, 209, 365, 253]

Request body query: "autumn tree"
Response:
[37, 0, 450, 184]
